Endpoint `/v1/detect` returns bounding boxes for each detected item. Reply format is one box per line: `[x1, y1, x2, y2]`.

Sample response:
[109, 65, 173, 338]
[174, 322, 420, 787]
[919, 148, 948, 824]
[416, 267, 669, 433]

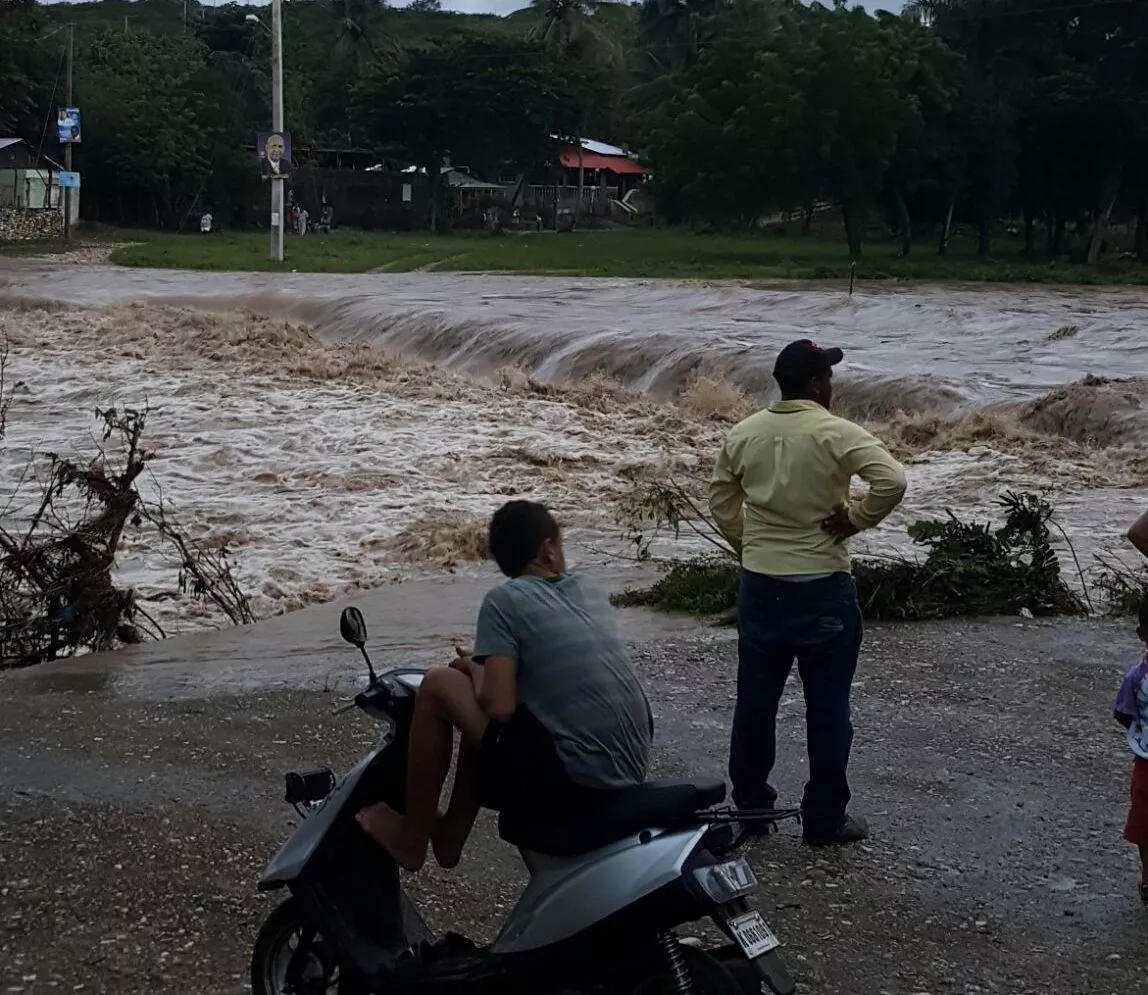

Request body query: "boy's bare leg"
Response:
[356, 667, 488, 871]
[432, 738, 482, 869]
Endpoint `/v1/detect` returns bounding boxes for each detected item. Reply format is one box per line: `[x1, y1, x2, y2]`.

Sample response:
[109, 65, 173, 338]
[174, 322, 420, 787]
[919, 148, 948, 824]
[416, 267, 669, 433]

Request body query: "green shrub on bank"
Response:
[613, 491, 1098, 621]
[1094, 559, 1148, 617]
[613, 559, 741, 616]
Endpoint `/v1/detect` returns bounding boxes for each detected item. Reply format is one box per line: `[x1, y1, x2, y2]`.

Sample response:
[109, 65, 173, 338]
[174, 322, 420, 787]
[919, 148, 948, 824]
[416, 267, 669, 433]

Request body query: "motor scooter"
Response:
[250, 606, 800, 995]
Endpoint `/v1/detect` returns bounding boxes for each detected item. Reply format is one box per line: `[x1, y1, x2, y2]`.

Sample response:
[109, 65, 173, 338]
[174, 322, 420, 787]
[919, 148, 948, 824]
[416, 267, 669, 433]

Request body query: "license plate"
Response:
[728, 910, 780, 959]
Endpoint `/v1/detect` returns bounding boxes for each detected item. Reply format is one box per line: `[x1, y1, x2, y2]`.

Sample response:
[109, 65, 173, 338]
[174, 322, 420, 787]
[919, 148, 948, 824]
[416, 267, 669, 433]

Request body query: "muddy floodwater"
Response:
[0, 259, 1145, 680]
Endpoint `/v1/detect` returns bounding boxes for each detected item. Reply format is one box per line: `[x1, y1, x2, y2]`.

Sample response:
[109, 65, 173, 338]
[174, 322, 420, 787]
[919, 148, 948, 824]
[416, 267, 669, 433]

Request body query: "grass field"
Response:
[89, 226, 1148, 284]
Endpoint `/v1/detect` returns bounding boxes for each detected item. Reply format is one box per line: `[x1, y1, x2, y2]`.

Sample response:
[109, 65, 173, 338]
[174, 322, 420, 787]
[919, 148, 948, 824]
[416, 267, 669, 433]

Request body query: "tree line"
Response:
[1, 0, 1146, 259]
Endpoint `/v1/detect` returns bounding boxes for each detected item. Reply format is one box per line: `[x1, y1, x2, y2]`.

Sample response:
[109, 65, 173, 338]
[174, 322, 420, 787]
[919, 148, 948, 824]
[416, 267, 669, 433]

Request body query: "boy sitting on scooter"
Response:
[357, 500, 652, 871]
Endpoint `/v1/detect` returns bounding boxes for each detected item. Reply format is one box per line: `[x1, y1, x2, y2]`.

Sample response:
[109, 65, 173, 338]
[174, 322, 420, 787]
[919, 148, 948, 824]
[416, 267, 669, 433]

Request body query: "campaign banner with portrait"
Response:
[57, 108, 81, 144]
[257, 132, 292, 179]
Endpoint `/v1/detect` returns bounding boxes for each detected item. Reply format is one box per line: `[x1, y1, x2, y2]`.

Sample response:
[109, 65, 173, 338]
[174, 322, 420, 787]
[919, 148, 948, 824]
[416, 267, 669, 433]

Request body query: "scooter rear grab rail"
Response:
[678, 806, 801, 852]
[692, 806, 802, 828]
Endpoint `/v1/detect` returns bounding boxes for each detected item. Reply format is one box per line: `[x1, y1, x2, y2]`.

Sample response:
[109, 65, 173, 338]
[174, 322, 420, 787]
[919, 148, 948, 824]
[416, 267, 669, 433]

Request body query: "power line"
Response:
[33, 42, 65, 168]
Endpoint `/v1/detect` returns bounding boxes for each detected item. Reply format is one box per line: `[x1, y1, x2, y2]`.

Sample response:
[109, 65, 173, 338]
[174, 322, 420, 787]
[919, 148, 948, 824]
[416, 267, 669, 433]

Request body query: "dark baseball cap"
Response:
[772, 339, 844, 381]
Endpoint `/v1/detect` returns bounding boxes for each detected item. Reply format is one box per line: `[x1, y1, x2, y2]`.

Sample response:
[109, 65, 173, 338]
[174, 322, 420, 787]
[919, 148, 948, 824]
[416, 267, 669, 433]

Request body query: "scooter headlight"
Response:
[693, 857, 758, 903]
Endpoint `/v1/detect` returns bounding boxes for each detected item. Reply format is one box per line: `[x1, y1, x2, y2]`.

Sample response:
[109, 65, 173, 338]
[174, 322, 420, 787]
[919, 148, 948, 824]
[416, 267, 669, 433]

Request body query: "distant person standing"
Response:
[1129, 510, 1148, 559]
[298, 206, 310, 236]
[709, 340, 907, 846]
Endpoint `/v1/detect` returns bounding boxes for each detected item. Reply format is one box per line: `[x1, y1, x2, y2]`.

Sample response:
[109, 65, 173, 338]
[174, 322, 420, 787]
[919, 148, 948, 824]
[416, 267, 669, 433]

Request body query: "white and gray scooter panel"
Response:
[491, 825, 709, 954]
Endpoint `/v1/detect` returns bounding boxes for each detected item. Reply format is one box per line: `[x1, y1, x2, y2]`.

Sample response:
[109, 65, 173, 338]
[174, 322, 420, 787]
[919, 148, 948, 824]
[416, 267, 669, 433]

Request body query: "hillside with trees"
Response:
[2, 0, 1147, 260]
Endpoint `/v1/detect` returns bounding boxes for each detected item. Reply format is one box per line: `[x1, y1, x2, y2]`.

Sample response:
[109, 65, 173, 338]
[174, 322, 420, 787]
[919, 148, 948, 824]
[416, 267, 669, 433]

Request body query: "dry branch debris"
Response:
[1, 370, 256, 668]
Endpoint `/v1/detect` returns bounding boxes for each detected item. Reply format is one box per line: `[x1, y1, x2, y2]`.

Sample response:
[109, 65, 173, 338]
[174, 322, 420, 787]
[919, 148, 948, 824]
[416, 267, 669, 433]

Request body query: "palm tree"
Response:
[527, 0, 622, 224]
[529, 0, 616, 58]
[637, 0, 726, 75]
[330, 0, 381, 65]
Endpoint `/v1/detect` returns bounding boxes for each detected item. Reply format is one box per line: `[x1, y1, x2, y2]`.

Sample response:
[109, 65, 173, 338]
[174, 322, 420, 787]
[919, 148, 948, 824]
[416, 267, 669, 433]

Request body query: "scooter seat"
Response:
[497, 778, 727, 858]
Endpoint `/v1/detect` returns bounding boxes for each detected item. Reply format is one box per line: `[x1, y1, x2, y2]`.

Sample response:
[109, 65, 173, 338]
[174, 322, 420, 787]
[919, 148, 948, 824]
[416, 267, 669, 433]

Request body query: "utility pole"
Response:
[63, 23, 73, 242]
[270, 0, 284, 263]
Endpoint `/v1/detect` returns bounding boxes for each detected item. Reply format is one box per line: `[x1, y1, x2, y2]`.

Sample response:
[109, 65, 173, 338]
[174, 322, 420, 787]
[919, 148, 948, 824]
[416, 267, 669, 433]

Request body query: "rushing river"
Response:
[1, 258, 1145, 650]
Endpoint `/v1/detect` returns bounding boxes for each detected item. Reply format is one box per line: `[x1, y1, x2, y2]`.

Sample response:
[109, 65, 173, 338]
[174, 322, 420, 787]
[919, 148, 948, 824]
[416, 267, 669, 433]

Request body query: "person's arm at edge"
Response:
[1115, 663, 1141, 731]
[1128, 510, 1148, 558]
[470, 592, 518, 723]
[833, 423, 908, 531]
[708, 435, 745, 553]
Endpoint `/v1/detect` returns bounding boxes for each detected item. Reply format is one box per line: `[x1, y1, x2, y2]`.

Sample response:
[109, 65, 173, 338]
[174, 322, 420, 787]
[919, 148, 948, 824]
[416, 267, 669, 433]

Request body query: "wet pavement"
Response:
[2, 612, 1146, 994]
[0, 562, 688, 699]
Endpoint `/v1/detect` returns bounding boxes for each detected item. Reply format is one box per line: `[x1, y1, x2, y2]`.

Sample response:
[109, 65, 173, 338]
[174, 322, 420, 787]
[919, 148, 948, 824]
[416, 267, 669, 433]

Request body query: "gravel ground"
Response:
[2, 615, 1146, 994]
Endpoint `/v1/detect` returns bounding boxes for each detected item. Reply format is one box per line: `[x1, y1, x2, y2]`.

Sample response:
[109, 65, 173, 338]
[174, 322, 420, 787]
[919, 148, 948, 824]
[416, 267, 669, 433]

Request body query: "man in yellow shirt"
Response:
[709, 339, 907, 846]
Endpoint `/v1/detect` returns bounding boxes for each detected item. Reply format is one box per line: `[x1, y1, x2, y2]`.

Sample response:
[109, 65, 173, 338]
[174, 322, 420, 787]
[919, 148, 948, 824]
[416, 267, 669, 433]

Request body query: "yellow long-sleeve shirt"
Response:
[709, 399, 907, 576]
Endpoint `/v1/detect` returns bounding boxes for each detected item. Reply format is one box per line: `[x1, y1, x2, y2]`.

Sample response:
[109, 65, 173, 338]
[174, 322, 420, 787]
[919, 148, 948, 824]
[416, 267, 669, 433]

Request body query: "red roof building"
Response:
[557, 149, 649, 176]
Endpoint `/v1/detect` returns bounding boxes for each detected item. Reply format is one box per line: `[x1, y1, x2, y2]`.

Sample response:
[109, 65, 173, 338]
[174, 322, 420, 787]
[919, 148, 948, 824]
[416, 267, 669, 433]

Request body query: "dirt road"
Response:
[2, 615, 1144, 994]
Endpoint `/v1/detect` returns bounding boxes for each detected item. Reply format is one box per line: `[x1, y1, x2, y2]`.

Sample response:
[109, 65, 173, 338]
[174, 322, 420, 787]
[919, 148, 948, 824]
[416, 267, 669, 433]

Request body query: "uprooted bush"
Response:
[613, 482, 1098, 621]
[1093, 555, 1148, 616]
[1, 402, 257, 668]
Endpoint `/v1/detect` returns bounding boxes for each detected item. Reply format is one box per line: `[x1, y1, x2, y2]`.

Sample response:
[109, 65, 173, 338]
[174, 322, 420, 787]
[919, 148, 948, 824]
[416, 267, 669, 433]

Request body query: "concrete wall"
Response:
[0, 207, 65, 241]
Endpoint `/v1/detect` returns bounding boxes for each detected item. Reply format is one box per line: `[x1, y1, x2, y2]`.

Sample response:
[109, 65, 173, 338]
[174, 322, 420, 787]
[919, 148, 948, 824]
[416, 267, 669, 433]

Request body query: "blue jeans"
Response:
[728, 570, 863, 837]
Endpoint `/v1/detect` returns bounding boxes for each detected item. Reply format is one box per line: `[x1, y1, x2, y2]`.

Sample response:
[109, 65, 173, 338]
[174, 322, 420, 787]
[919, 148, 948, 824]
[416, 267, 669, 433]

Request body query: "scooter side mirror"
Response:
[339, 607, 368, 648]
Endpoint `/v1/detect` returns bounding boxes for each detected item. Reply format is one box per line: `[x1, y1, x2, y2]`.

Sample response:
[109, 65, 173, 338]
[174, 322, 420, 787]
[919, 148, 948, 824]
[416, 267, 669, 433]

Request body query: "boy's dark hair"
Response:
[488, 500, 559, 577]
[1139, 593, 1148, 631]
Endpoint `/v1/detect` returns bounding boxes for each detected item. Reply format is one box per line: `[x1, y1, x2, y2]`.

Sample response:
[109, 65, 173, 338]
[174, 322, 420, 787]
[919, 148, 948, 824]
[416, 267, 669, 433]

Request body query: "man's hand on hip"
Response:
[821, 505, 861, 543]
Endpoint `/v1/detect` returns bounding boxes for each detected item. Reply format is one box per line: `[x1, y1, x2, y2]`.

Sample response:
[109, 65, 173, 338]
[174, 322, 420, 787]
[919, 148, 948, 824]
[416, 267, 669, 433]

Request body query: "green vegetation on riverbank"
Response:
[613, 487, 1147, 621]
[108, 229, 1148, 283]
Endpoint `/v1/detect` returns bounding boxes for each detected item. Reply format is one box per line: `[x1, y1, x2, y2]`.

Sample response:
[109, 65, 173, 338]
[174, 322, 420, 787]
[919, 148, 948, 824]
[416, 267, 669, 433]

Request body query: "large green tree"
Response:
[356, 35, 594, 229]
[642, 0, 801, 226]
[794, 4, 918, 257]
[645, 0, 917, 256]
[76, 27, 249, 227]
[0, 0, 54, 139]
[877, 11, 960, 256]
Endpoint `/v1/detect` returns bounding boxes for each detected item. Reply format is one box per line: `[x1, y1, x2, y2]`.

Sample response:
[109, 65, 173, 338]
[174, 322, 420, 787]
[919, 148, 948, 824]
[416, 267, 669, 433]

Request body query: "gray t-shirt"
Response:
[473, 573, 651, 790]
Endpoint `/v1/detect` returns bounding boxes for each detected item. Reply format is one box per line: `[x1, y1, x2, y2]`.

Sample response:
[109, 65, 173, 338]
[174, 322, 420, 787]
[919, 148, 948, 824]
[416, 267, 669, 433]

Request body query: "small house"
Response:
[0, 138, 75, 240]
[556, 139, 650, 200]
[0, 139, 70, 210]
[516, 138, 651, 218]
